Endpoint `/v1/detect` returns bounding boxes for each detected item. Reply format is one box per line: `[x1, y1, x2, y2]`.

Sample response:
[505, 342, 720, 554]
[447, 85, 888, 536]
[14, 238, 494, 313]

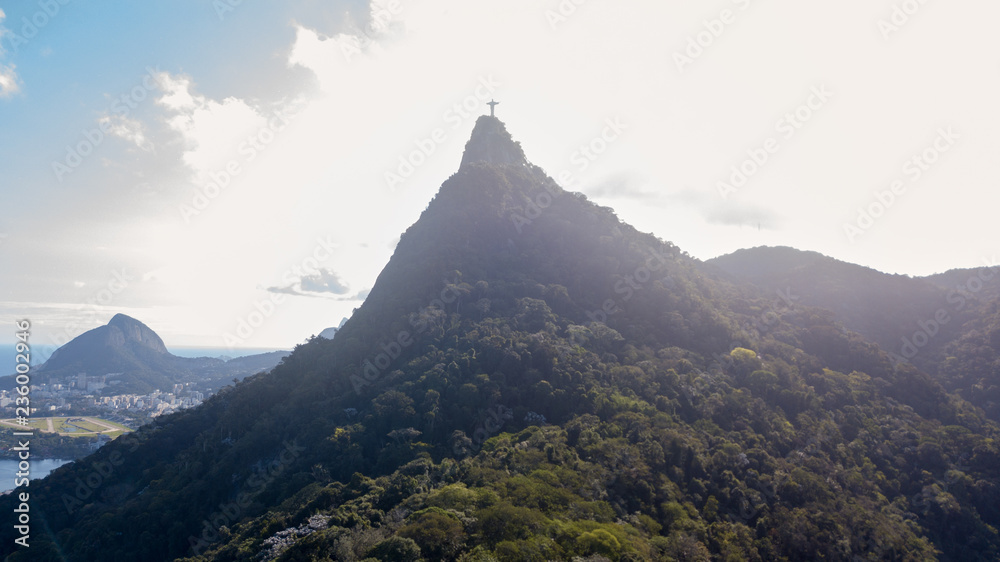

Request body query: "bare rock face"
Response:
[107, 313, 169, 353]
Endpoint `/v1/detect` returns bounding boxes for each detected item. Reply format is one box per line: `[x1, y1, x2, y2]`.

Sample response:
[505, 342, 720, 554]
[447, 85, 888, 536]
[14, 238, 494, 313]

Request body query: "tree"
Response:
[399, 510, 467, 560]
[367, 536, 422, 562]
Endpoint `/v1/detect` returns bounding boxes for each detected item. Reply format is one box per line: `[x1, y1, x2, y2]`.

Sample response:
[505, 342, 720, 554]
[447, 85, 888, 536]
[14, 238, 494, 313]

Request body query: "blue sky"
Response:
[2, 0, 999, 350]
[0, 1, 340, 184]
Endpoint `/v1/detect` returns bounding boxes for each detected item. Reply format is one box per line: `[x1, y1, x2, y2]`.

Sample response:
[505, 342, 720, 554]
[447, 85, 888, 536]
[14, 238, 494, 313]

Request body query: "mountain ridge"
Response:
[5, 118, 1000, 561]
[708, 245, 1000, 421]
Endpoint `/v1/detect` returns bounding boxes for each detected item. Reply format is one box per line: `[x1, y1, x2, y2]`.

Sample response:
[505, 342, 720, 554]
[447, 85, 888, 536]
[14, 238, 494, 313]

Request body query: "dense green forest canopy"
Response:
[5, 117, 998, 561]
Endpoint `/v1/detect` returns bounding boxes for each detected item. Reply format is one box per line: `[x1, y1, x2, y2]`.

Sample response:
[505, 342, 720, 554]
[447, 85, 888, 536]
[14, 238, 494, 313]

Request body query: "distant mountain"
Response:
[4, 314, 290, 394]
[709, 246, 1000, 420]
[40, 314, 174, 377]
[221, 350, 290, 374]
[318, 318, 349, 340]
[925, 266, 1000, 304]
[707, 246, 964, 358]
[6, 119, 1000, 561]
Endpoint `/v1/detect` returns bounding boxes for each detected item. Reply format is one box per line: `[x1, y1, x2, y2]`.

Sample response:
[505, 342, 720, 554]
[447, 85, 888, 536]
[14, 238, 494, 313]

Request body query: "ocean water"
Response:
[168, 347, 289, 360]
[1, 344, 59, 377]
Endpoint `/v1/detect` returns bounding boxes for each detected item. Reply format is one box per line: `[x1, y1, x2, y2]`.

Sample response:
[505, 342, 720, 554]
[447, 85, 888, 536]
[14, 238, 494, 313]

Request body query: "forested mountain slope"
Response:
[710, 247, 1000, 423]
[5, 117, 999, 561]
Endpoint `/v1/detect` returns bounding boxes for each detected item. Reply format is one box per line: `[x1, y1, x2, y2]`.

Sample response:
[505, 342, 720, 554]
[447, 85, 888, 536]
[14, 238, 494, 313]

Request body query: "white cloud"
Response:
[99, 114, 153, 151]
[156, 73, 198, 111]
[156, 73, 268, 175]
[0, 9, 20, 98]
[0, 64, 18, 97]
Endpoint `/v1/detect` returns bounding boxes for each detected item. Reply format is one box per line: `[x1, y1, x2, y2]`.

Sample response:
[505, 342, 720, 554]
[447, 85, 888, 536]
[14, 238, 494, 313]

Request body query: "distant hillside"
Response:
[707, 247, 966, 362]
[925, 266, 1000, 304]
[709, 246, 1000, 421]
[220, 350, 290, 376]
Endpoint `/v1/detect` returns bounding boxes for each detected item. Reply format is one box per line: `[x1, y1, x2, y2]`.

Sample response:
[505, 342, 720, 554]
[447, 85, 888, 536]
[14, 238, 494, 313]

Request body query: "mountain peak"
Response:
[107, 313, 167, 353]
[41, 314, 169, 376]
[108, 312, 142, 328]
[459, 115, 528, 168]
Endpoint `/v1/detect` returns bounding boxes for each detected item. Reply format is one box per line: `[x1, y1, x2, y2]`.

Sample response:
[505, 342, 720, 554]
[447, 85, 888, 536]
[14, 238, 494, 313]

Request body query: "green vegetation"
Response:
[3, 118, 998, 561]
[0, 427, 101, 460]
[0, 417, 131, 460]
[709, 247, 1000, 424]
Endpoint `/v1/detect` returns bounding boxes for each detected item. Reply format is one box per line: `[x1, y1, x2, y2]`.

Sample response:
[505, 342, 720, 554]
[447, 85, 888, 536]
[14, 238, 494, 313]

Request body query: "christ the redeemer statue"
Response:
[487, 99, 499, 117]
